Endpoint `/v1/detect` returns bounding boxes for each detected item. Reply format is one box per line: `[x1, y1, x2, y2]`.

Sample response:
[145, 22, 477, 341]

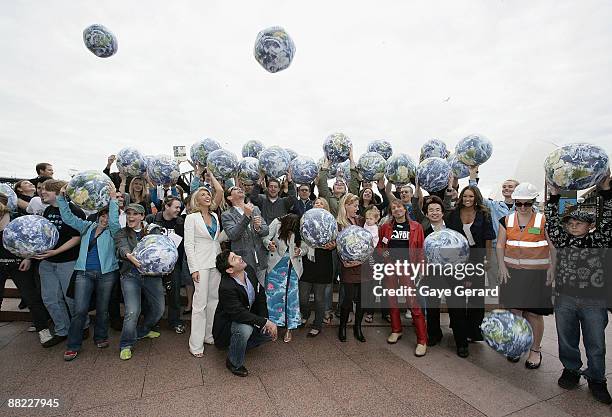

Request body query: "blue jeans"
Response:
[119, 271, 165, 349]
[228, 322, 271, 368]
[555, 294, 608, 382]
[67, 270, 118, 351]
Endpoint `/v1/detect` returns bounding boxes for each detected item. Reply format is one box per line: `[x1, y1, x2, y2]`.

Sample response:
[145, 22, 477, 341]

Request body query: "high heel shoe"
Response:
[283, 329, 293, 343]
[525, 349, 542, 369]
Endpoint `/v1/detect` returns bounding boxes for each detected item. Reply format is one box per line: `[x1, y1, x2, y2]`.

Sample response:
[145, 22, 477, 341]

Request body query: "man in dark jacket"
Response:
[213, 250, 277, 377]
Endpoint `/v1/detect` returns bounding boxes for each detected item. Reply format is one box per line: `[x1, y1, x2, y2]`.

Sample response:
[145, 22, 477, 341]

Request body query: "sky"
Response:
[1, 1, 611, 199]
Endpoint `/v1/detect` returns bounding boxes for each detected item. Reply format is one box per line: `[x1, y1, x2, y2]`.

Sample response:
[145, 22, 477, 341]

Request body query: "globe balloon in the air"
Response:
[0, 184, 18, 212]
[447, 153, 470, 179]
[337, 160, 351, 181]
[424, 229, 470, 266]
[417, 157, 452, 192]
[284, 148, 298, 161]
[481, 310, 534, 358]
[66, 171, 113, 211]
[83, 24, 117, 58]
[237, 157, 260, 183]
[420, 139, 449, 162]
[300, 208, 338, 248]
[336, 225, 374, 263]
[385, 153, 416, 185]
[116, 147, 147, 177]
[190, 138, 222, 165]
[357, 152, 386, 181]
[207, 149, 239, 180]
[259, 146, 291, 179]
[290, 156, 318, 184]
[2, 215, 59, 258]
[254, 26, 296, 73]
[367, 140, 393, 160]
[242, 140, 265, 158]
[544, 143, 609, 190]
[318, 157, 338, 179]
[455, 134, 493, 166]
[147, 155, 180, 186]
[133, 234, 179, 276]
[323, 133, 352, 163]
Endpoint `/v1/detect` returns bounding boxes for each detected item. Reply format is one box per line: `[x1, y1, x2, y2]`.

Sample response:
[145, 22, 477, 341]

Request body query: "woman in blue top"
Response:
[58, 184, 120, 361]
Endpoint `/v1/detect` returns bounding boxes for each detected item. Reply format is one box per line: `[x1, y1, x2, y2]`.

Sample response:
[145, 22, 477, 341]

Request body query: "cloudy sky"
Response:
[1, 1, 611, 198]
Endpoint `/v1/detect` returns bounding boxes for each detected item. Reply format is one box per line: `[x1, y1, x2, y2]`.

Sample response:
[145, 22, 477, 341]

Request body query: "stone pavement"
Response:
[1, 315, 611, 417]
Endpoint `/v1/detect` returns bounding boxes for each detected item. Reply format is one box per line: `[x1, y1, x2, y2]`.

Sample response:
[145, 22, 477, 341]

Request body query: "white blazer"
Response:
[184, 211, 228, 274]
[263, 218, 305, 277]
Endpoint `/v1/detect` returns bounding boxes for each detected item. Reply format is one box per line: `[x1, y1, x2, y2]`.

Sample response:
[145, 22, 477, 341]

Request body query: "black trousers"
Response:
[446, 275, 485, 348]
[340, 282, 362, 316]
[0, 262, 50, 331]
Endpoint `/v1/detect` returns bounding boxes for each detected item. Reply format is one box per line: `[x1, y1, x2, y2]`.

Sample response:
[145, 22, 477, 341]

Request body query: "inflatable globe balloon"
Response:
[417, 157, 451, 192]
[455, 134, 493, 166]
[190, 138, 222, 165]
[290, 156, 317, 184]
[146, 155, 181, 186]
[367, 140, 393, 160]
[357, 152, 386, 182]
[0, 183, 18, 212]
[133, 234, 179, 276]
[242, 140, 265, 158]
[207, 149, 238, 180]
[83, 24, 117, 58]
[2, 215, 59, 258]
[300, 208, 337, 248]
[254, 26, 296, 73]
[116, 147, 147, 177]
[447, 153, 470, 179]
[420, 139, 449, 162]
[337, 160, 351, 181]
[317, 157, 337, 179]
[323, 133, 352, 163]
[66, 171, 113, 211]
[285, 148, 298, 161]
[385, 153, 416, 185]
[424, 229, 470, 266]
[544, 143, 609, 190]
[238, 157, 260, 183]
[481, 310, 534, 358]
[336, 225, 374, 263]
[259, 146, 290, 179]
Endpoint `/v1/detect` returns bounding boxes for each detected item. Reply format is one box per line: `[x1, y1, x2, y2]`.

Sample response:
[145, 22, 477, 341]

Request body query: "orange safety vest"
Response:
[503, 212, 550, 270]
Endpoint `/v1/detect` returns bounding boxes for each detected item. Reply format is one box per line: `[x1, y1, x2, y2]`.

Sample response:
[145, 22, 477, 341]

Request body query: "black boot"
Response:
[353, 307, 366, 342]
[338, 309, 348, 342]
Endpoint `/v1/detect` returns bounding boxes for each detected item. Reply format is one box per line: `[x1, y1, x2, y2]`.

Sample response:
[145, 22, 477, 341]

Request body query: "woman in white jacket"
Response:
[184, 175, 226, 357]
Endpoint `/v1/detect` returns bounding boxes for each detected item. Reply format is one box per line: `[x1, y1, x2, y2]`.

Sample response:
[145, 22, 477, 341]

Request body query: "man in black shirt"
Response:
[30, 162, 54, 192]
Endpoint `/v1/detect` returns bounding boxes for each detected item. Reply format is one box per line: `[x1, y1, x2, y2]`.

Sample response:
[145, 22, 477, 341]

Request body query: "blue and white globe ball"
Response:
[259, 146, 291, 179]
[238, 157, 260, 183]
[300, 208, 337, 248]
[242, 140, 265, 158]
[424, 229, 470, 266]
[2, 215, 59, 258]
[447, 153, 470, 179]
[207, 149, 238, 180]
[284, 148, 298, 161]
[317, 157, 338, 179]
[323, 133, 352, 163]
[337, 225, 374, 263]
[544, 143, 610, 190]
[417, 157, 452, 192]
[481, 310, 534, 358]
[147, 155, 181, 186]
[367, 140, 393, 160]
[254, 26, 296, 73]
[66, 171, 113, 211]
[133, 234, 179, 276]
[357, 152, 386, 182]
[190, 138, 222, 165]
[337, 160, 351, 181]
[0, 183, 18, 212]
[116, 147, 147, 177]
[455, 134, 493, 166]
[83, 24, 117, 58]
[420, 139, 449, 162]
[290, 156, 318, 184]
[385, 153, 416, 185]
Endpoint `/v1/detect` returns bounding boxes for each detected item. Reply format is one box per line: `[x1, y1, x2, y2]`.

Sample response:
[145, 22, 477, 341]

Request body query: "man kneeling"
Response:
[214, 250, 277, 377]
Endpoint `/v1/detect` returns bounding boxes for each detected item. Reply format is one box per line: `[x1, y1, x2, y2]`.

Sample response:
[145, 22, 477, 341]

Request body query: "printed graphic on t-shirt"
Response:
[391, 224, 410, 241]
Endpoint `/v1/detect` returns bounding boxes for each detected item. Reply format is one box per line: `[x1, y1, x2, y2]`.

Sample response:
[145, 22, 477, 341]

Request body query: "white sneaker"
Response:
[27, 325, 36, 332]
[405, 311, 412, 319]
[415, 343, 427, 357]
[38, 329, 53, 344]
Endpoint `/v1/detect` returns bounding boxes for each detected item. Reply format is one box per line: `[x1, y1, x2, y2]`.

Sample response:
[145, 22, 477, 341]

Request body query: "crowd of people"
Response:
[1, 151, 611, 405]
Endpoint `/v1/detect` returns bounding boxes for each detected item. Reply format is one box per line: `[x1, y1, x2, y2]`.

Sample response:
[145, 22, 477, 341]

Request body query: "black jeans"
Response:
[299, 281, 329, 330]
[0, 262, 50, 331]
[446, 275, 485, 348]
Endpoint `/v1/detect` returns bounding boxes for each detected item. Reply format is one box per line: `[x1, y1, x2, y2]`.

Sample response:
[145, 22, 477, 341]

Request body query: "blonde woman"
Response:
[184, 175, 227, 357]
[123, 176, 152, 215]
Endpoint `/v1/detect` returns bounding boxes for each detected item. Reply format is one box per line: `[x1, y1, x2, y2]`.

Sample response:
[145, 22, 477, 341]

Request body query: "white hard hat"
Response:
[511, 183, 539, 200]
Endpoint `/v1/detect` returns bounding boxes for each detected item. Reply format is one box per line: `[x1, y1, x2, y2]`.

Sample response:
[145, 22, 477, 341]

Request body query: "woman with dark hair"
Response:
[13, 180, 36, 215]
[263, 213, 305, 343]
[358, 180, 387, 217]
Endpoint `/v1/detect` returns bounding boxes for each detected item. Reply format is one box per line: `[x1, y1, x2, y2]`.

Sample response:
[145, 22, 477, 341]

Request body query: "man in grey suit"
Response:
[222, 186, 269, 286]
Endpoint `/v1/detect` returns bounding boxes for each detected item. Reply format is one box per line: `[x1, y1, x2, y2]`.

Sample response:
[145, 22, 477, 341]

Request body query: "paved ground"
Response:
[1, 315, 611, 417]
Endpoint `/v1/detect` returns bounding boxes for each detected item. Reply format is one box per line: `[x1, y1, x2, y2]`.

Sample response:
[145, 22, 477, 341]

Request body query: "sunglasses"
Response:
[514, 202, 533, 207]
